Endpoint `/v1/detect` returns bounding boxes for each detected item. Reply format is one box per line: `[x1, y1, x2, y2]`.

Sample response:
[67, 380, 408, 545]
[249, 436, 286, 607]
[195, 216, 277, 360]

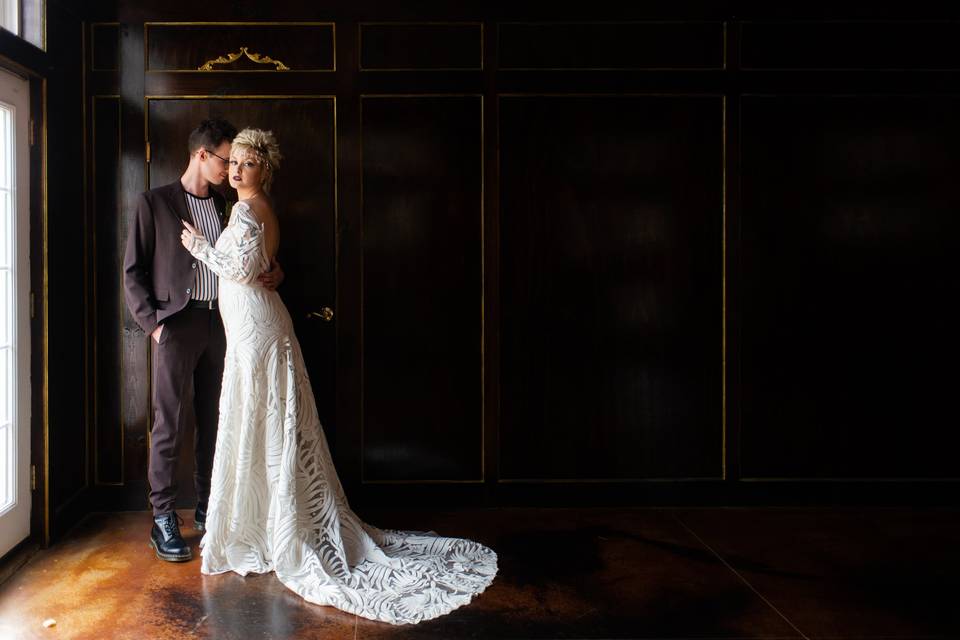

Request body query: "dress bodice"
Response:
[187, 200, 270, 286]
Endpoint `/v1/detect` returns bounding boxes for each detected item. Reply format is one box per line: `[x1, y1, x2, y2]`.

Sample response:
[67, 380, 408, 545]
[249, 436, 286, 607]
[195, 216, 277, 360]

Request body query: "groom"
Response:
[124, 118, 283, 562]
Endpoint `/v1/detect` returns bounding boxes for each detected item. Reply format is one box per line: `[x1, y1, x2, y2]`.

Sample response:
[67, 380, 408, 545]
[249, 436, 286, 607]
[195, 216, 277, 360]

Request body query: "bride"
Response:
[179, 128, 497, 625]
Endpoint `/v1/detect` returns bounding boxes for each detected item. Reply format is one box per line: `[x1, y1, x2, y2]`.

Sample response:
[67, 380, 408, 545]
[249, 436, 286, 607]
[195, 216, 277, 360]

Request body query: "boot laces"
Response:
[160, 513, 184, 537]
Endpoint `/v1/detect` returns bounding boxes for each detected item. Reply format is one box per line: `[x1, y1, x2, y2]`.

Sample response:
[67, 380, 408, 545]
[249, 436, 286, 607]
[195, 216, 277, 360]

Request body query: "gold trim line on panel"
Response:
[721, 95, 727, 481]
[740, 477, 960, 483]
[493, 94, 501, 485]
[358, 22, 484, 72]
[198, 47, 290, 71]
[81, 21, 91, 491]
[359, 97, 365, 486]
[498, 92, 726, 98]
[358, 94, 485, 485]
[144, 21, 335, 25]
[82, 20, 88, 490]
[145, 94, 337, 100]
[143, 22, 336, 73]
[480, 94, 485, 482]
[498, 477, 724, 483]
[363, 479, 485, 485]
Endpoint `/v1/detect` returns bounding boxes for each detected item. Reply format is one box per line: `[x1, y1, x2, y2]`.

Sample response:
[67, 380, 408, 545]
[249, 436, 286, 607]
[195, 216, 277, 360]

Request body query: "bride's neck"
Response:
[236, 187, 263, 201]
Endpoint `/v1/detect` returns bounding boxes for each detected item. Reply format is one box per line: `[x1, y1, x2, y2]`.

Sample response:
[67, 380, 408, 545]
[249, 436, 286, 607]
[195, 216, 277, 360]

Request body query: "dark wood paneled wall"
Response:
[740, 95, 960, 479]
[76, 1, 960, 512]
[499, 95, 723, 482]
[361, 95, 484, 483]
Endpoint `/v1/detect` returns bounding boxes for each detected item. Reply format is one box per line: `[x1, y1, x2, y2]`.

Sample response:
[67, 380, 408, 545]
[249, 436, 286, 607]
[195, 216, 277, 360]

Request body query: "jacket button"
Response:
[191, 262, 197, 269]
[186, 288, 192, 294]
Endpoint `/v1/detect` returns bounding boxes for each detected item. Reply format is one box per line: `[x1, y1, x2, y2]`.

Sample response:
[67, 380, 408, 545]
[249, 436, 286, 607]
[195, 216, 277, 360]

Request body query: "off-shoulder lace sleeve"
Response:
[185, 202, 265, 284]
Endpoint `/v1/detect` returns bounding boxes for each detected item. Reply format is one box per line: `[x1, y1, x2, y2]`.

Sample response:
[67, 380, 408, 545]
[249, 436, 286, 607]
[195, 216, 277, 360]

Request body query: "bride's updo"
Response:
[232, 127, 283, 192]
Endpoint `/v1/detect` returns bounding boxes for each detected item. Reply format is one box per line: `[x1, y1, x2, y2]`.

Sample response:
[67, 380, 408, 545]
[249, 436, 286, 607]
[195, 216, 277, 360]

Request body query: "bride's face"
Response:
[229, 148, 265, 192]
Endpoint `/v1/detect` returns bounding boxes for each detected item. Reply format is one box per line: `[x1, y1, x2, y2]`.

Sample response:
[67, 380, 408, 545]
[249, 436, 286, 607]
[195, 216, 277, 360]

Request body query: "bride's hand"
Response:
[180, 220, 203, 250]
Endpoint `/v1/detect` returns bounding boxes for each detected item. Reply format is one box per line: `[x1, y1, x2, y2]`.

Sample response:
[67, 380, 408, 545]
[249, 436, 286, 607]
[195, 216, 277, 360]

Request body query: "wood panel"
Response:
[47, 7, 91, 530]
[145, 97, 338, 507]
[92, 95, 123, 487]
[91, 23, 119, 71]
[361, 95, 483, 483]
[498, 22, 724, 70]
[359, 23, 482, 70]
[740, 95, 960, 479]
[741, 21, 960, 70]
[498, 95, 724, 481]
[144, 23, 335, 72]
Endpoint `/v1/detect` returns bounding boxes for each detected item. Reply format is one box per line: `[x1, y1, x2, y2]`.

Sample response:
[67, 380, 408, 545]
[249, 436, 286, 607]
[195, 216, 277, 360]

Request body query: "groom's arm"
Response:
[257, 257, 284, 290]
[123, 192, 160, 336]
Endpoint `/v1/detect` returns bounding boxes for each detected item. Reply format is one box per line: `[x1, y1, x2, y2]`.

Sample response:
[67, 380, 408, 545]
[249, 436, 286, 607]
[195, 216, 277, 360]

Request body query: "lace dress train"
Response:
[185, 201, 497, 624]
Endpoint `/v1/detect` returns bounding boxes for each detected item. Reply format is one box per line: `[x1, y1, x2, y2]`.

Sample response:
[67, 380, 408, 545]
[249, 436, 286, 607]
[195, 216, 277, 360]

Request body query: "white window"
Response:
[0, 67, 30, 557]
[0, 99, 14, 513]
[1, 0, 44, 50]
[0, 0, 18, 37]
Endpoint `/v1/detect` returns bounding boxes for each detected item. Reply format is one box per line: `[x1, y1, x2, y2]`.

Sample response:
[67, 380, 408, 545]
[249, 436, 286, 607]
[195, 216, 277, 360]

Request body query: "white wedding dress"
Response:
[185, 201, 497, 625]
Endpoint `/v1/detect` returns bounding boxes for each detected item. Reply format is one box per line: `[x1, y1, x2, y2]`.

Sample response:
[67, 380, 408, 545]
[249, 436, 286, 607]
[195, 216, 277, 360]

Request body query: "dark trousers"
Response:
[149, 307, 225, 516]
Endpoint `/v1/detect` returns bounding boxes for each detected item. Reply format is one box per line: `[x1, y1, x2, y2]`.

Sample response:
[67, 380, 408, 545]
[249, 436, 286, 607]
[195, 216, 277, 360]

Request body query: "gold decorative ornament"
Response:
[198, 46, 290, 71]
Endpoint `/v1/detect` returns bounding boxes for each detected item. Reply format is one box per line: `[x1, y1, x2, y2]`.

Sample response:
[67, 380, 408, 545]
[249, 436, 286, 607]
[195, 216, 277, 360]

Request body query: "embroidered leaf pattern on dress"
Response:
[187, 201, 497, 625]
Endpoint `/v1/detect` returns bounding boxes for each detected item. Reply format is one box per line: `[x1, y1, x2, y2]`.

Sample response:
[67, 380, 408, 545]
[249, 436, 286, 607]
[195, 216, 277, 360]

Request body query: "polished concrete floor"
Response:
[0, 507, 957, 639]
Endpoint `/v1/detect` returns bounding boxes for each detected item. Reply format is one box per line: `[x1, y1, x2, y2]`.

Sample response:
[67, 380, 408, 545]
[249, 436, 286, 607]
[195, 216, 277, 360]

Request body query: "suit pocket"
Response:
[155, 288, 170, 306]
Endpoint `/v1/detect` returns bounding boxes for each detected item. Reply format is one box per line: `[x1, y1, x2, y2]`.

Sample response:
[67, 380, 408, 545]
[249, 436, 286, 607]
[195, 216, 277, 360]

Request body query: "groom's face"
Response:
[201, 141, 232, 186]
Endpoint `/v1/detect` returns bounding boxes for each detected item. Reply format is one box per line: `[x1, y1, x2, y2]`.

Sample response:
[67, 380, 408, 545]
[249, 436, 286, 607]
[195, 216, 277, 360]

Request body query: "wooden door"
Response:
[146, 97, 337, 507]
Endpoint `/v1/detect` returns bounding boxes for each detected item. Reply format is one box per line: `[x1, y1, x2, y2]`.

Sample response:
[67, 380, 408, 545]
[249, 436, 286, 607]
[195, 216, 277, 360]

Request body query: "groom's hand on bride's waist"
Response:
[258, 258, 284, 290]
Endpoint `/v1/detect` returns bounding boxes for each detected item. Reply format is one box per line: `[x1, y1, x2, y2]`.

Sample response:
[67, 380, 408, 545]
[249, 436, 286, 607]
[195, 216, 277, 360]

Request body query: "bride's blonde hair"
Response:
[232, 128, 283, 193]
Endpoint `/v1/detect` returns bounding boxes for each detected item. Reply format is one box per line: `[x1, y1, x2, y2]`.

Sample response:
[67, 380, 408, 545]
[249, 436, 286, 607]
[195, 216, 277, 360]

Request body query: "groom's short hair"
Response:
[187, 118, 238, 154]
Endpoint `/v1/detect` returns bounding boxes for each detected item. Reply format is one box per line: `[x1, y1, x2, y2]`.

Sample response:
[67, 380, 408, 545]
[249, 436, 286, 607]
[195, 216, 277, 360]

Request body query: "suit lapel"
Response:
[164, 180, 229, 230]
[164, 181, 229, 228]
[164, 181, 192, 223]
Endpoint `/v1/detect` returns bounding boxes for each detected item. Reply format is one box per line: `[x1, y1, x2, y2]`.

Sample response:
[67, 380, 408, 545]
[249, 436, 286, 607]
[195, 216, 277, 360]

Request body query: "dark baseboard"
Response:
[0, 536, 41, 588]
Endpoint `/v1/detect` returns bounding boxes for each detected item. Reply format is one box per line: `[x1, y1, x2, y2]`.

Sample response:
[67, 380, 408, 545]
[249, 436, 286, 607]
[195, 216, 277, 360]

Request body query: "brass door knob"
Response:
[307, 307, 334, 322]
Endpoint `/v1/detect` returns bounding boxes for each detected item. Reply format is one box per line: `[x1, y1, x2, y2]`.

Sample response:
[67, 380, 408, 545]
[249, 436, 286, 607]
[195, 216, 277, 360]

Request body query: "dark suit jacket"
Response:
[123, 180, 227, 336]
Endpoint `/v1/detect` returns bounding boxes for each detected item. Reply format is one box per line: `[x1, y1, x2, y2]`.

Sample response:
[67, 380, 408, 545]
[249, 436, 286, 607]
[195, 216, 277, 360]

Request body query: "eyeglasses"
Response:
[203, 148, 229, 165]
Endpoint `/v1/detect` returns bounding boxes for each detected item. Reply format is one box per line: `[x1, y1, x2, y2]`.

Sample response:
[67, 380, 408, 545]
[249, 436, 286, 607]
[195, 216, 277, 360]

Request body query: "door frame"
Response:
[0, 48, 50, 554]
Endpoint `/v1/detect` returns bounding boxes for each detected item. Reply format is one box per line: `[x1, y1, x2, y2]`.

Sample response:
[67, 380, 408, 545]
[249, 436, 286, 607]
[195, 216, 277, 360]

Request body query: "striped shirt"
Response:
[184, 191, 222, 301]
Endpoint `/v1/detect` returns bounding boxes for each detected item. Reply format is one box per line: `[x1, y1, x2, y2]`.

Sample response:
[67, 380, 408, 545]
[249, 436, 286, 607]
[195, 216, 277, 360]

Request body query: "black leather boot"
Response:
[149, 512, 192, 562]
[194, 503, 207, 533]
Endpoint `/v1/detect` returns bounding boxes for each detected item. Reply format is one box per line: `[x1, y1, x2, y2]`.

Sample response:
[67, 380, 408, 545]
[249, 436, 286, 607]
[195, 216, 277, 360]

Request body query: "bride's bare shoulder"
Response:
[238, 197, 277, 225]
